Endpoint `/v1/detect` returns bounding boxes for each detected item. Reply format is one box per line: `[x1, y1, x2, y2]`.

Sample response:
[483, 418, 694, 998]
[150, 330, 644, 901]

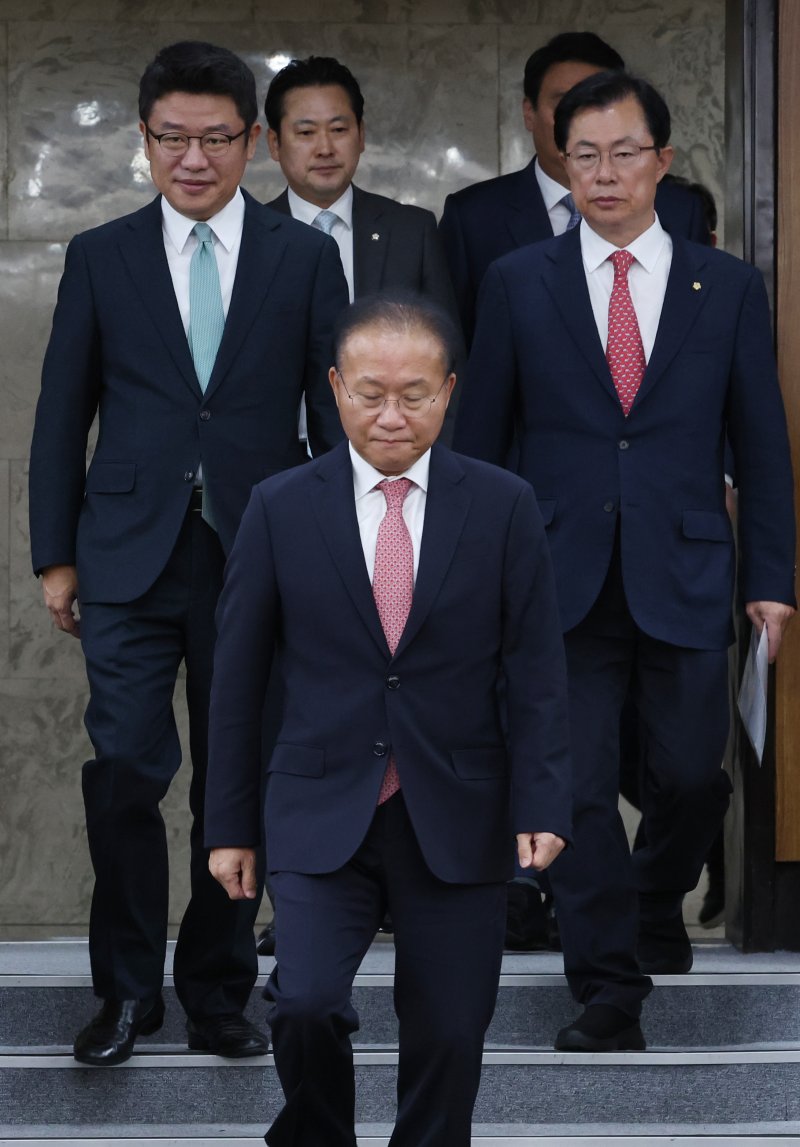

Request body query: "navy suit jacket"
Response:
[204, 440, 572, 884]
[439, 158, 711, 344]
[454, 228, 796, 650]
[268, 184, 458, 318]
[29, 189, 349, 603]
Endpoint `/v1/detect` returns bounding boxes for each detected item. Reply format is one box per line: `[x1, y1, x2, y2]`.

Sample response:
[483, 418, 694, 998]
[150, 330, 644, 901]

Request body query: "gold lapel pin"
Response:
[692, 281, 702, 291]
[371, 233, 380, 241]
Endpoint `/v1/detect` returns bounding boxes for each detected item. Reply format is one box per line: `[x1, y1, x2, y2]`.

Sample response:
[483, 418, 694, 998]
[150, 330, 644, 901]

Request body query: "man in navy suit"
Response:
[28, 41, 348, 1066]
[439, 32, 711, 346]
[204, 295, 572, 1145]
[455, 72, 795, 1051]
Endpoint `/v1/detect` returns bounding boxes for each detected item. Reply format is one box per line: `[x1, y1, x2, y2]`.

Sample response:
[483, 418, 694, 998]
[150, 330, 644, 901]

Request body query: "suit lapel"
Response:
[632, 237, 712, 410]
[117, 198, 200, 398]
[394, 446, 470, 658]
[352, 186, 388, 295]
[312, 444, 391, 658]
[204, 191, 289, 401]
[542, 229, 617, 401]
[505, 159, 555, 248]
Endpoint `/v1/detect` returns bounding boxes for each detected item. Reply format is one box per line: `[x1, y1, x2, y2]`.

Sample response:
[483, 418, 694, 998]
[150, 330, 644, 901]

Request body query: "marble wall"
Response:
[0, 0, 726, 932]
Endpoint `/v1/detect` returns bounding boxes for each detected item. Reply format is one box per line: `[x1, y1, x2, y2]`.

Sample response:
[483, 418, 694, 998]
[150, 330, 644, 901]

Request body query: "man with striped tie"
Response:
[28, 40, 348, 1067]
[455, 71, 795, 1051]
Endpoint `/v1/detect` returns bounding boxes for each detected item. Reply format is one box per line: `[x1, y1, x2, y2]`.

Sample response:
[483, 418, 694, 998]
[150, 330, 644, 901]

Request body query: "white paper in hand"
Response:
[737, 622, 769, 765]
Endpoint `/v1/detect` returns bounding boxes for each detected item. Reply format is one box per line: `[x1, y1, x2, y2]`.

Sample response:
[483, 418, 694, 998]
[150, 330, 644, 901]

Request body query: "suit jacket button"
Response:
[386, 675, 400, 690]
[199, 410, 211, 421]
[373, 742, 388, 757]
[603, 501, 615, 513]
[183, 470, 194, 482]
[619, 439, 629, 450]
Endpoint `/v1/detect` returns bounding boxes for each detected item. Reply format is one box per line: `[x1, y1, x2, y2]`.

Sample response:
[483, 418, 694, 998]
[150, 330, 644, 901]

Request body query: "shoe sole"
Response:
[187, 1034, 268, 1057]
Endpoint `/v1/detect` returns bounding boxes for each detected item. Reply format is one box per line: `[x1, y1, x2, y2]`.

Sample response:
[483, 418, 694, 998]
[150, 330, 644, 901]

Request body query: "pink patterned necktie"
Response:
[606, 249, 646, 416]
[372, 477, 414, 805]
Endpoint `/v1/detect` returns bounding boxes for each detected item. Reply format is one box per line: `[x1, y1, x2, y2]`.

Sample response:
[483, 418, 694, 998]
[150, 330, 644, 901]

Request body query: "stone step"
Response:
[3, 941, 800, 1051]
[4, 1132, 800, 1145]
[2, 1049, 800, 1128]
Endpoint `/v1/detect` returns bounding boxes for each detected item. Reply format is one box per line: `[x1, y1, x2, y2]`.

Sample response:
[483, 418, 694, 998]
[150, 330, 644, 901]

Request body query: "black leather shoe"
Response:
[555, 1004, 646, 1051]
[187, 1012, 268, 1057]
[638, 912, 693, 974]
[256, 920, 276, 956]
[73, 995, 165, 1066]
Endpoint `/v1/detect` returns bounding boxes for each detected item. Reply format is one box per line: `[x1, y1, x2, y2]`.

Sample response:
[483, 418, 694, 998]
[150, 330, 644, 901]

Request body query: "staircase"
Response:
[2, 939, 800, 1144]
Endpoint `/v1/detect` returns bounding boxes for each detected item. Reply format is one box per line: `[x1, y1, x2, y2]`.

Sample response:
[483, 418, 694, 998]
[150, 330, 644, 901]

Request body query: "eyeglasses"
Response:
[146, 127, 248, 157]
[335, 370, 450, 418]
[563, 143, 659, 172]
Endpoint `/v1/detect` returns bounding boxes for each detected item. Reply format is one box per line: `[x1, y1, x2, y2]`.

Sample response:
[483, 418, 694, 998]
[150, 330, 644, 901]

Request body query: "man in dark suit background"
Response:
[439, 32, 711, 345]
[263, 56, 458, 329]
[204, 294, 572, 1146]
[28, 41, 348, 1066]
[455, 72, 795, 1051]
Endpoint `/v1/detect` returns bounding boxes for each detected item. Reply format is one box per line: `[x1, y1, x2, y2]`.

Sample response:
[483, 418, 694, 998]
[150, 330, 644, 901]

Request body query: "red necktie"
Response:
[372, 477, 414, 804]
[606, 249, 646, 416]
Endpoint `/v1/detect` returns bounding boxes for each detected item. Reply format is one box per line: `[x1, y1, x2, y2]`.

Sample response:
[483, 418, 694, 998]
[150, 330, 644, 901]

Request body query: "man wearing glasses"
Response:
[455, 72, 795, 1051]
[204, 293, 572, 1146]
[29, 40, 348, 1066]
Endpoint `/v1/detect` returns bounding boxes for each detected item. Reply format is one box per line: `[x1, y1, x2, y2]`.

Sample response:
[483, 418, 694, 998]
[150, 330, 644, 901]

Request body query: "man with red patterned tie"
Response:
[202, 294, 572, 1146]
[455, 72, 796, 1051]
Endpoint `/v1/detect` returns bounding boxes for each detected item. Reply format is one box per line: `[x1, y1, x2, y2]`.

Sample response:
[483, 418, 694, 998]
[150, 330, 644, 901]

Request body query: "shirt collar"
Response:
[534, 157, 573, 212]
[579, 213, 667, 274]
[349, 441, 431, 501]
[161, 187, 245, 254]
[287, 184, 354, 231]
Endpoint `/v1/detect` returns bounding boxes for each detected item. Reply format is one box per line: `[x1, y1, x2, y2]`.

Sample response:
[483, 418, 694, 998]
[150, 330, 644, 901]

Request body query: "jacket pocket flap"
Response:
[268, 744, 325, 777]
[451, 747, 508, 780]
[682, 509, 731, 542]
[85, 462, 136, 494]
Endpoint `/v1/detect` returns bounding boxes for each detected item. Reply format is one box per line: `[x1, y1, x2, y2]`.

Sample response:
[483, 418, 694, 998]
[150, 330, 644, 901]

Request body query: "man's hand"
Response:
[209, 847, 258, 900]
[516, 831, 566, 872]
[745, 600, 796, 663]
[41, 564, 80, 638]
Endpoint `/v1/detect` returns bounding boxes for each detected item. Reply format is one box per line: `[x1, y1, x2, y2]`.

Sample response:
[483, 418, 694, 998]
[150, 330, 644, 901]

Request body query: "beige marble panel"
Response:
[0, 462, 9, 676]
[0, 672, 203, 927]
[0, 24, 7, 242]
[497, 11, 725, 242]
[0, 0, 250, 19]
[0, 242, 65, 460]
[246, 22, 498, 213]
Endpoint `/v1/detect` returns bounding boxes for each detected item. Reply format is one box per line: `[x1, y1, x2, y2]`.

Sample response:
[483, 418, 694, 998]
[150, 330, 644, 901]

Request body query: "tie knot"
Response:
[378, 477, 413, 509]
[312, 209, 339, 235]
[610, 249, 635, 277]
[193, 221, 214, 245]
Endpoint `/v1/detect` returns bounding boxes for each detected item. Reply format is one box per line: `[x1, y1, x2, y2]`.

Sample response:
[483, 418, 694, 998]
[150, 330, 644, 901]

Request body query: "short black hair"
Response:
[523, 32, 624, 106]
[554, 71, 671, 153]
[333, 292, 459, 376]
[265, 56, 365, 134]
[139, 41, 258, 132]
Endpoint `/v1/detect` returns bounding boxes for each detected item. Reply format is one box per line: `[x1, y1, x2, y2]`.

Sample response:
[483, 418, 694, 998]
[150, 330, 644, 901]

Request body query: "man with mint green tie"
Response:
[29, 40, 348, 1067]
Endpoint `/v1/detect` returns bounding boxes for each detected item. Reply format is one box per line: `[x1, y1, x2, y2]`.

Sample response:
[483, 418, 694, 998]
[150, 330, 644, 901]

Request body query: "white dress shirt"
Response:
[535, 159, 575, 237]
[349, 442, 430, 583]
[288, 184, 355, 302]
[161, 188, 245, 334]
[579, 215, 673, 360]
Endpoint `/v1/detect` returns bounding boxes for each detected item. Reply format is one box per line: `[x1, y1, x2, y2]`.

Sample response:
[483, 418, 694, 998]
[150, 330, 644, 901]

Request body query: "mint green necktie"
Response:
[188, 222, 223, 529]
[188, 222, 225, 392]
